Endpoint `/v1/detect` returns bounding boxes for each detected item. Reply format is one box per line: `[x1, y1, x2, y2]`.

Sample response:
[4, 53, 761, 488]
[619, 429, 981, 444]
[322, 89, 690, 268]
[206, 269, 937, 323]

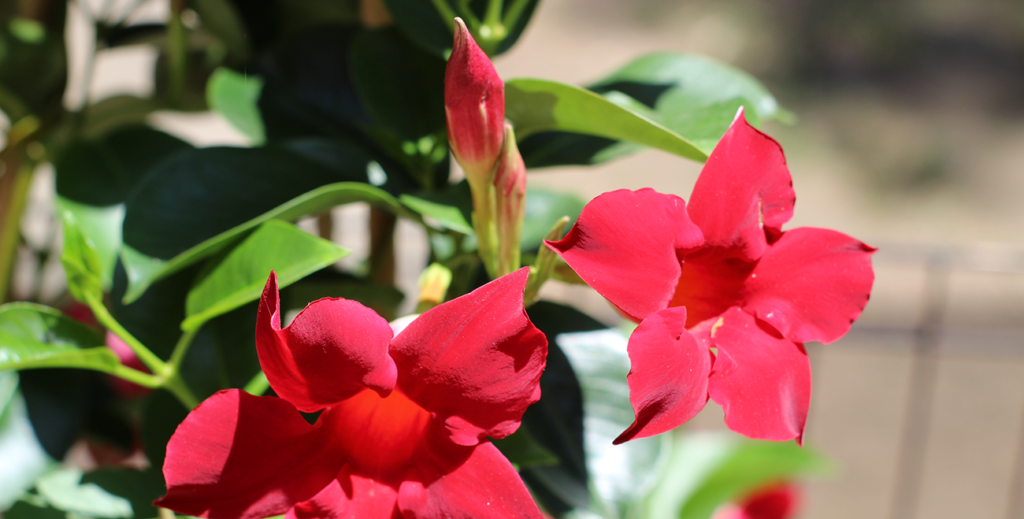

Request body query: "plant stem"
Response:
[524, 216, 569, 306]
[503, 0, 532, 32]
[455, 0, 481, 28]
[168, 327, 198, 372]
[86, 292, 166, 374]
[163, 372, 199, 409]
[484, 0, 503, 27]
[167, 0, 188, 105]
[110, 364, 163, 388]
[243, 371, 269, 396]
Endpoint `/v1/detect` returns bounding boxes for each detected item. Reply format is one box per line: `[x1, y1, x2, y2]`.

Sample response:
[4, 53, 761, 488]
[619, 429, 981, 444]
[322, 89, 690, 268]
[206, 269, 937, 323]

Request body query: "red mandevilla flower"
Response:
[154, 269, 547, 519]
[546, 111, 875, 444]
[711, 483, 801, 519]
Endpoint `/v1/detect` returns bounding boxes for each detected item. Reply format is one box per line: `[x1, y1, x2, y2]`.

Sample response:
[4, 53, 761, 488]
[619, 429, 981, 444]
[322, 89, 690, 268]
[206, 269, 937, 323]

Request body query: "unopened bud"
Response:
[416, 263, 453, 313]
[494, 123, 526, 276]
[444, 17, 505, 187]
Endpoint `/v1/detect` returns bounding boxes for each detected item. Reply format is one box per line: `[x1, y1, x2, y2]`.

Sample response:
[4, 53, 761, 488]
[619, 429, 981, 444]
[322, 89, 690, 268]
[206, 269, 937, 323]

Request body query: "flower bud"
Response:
[445, 17, 505, 186]
[494, 123, 526, 275]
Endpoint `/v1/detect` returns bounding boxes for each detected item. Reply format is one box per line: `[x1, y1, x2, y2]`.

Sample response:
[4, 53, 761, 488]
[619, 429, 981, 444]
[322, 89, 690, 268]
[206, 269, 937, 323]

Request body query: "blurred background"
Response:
[9, 0, 1024, 518]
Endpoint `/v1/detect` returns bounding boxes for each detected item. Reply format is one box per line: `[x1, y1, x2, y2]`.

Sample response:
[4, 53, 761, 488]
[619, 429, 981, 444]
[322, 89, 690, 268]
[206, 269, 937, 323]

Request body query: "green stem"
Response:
[429, 0, 457, 30]
[167, 0, 187, 105]
[243, 371, 269, 396]
[455, 0, 481, 27]
[524, 216, 569, 306]
[168, 327, 198, 372]
[163, 373, 199, 409]
[86, 293, 166, 374]
[503, 0, 531, 31]
[484, 0, 503, 26]
[110, 364, 163, 388]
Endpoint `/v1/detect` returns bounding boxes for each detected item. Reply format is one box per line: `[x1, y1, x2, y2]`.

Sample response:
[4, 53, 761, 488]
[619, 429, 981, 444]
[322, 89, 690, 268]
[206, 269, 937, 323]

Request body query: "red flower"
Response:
[546, 111, 874, 444]
[154, 269, 547, 519]
[711, 483, 801, 519]
[445, 17, 505, 184]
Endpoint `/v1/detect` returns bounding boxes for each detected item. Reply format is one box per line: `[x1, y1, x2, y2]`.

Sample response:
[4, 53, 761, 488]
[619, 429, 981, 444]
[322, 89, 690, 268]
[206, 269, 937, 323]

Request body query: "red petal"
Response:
[546, 189, 704, 321]
[445, 18, 505, 180]
[390, 268, 547, 445]
[688, 111, 795, 261]
[397, 442, 543, 519]
[155, 390, 346, 519]
[706, 308, 810, 443]
[670, 248, 756, 328]
[614, 307, 710, 444]
[286, 469, 402, 519]
[740, 483, 801, 519]
[744, 227, 875, 344]
[256, 272, 397, 413]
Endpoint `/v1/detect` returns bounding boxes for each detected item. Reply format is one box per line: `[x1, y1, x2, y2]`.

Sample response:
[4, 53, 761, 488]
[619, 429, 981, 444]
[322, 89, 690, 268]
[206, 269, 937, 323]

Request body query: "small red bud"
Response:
[445, 18, 505, 185]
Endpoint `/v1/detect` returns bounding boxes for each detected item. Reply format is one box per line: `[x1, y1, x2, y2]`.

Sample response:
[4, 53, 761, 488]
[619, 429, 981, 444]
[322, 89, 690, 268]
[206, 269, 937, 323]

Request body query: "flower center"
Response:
[328, 388, 432, 474]
[671, 249, 756, 327]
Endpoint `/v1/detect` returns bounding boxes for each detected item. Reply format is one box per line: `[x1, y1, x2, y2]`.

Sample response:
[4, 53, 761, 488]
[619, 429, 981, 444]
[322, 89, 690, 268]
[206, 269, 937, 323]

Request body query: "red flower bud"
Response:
[494, 123, 526, 275]
[445, 18, 505, 184]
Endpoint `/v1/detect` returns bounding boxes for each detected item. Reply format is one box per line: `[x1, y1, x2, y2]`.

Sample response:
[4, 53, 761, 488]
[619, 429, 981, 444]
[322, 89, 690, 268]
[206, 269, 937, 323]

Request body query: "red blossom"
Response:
[547, 111, 874, 444]
[155, 269, 547, 519]
[711, 483, 801, 519]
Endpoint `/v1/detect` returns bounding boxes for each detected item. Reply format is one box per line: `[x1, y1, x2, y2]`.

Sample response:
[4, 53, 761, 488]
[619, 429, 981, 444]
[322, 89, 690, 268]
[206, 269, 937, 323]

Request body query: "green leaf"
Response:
[57, 198, 123, 291]
[80, 467, 166, 519]
[519, 301, 605, 515]
[557, 328, 672, 518]
[122, 181, 407, 304]
[36, 467, 133, 518]
[492, 426, 558, 470]
[400, 181, 474, 235]
[0, 372, 51, 509]
[54, 126, 193, 206]
[505, 78, 707, 163]
[0, 303, 113, 372]
[350, 28, 446, 142]
[591, 53, 790, 125]
[60, 210, 106, 304]
[519, 53, 789, 168]
[646, 433, 828, 519]
[282, 271, 406, 322]
[182, 220, 348, 331]
[206, 68, 265, 144]
[522, 186, 585, 250]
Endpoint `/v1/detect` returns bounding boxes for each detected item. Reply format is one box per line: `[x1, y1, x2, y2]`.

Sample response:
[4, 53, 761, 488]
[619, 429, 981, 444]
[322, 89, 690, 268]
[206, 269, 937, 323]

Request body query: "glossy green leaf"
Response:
[505, 78, 707, 163]
[591, 53, 790, 124]
[37, 467, 133, 518]
[517, 302, 605, 515]
[206, 68, 265, 144]
[54, 126, 193, 206]
[492, 426, 558, 470]
[519, 53, 789, 168]
[644, 432, 828, 519]
[80, 467, 166, 519]
[182, 220, 348, 331]
[0, 303, 113, 373]
[60, 210, 105, 304]
[400, 181, 474, 235]
[122, 170, 408, 304]
[282, 271, 406, 322]
[57, 198, 123, 290]
[557, 328, 671, 518]
[0, 372, 51, 509]
[522, 186, 585, 250]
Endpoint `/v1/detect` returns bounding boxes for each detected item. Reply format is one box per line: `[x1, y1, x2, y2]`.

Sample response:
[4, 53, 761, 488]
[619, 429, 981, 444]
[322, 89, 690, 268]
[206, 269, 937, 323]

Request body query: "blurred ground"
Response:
[29, 0, 1024, 518]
